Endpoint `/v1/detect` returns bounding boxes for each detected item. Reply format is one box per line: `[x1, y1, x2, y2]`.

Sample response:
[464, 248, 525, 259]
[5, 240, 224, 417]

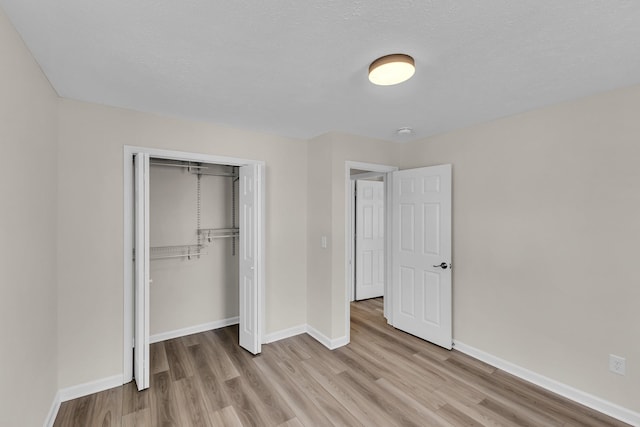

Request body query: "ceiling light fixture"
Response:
[369, 54, 415, 86]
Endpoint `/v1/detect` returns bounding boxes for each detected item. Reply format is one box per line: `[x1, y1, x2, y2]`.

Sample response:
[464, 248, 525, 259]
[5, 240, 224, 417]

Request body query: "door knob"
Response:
[433, 262, 448, 269]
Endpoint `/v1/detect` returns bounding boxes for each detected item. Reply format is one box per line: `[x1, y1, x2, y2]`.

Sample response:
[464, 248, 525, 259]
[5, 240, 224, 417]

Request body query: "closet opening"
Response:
[148, 159, 240, 343]
[123, 147, 265, 391]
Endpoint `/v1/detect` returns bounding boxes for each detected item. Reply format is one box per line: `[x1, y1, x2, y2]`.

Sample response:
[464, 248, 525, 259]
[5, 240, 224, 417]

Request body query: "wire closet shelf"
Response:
[149, 159, 239, 261]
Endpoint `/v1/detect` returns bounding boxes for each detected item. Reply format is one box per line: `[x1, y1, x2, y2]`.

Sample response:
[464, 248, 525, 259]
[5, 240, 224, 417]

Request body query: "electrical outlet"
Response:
[609, 354, 626, 375]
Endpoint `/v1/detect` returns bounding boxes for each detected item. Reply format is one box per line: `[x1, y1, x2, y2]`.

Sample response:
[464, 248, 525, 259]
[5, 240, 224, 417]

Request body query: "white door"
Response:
[134, 153, 150, 390]
[239, 164, 261, 354]
[355, 180, 385, 300]
[392, 164, 452, 349]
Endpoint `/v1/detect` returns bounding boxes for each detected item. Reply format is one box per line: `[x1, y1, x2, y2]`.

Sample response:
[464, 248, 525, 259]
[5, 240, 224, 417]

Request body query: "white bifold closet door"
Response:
[239, 163, 261, 354]
[133, 158, 262, 392]
[134, 153, 150, 391]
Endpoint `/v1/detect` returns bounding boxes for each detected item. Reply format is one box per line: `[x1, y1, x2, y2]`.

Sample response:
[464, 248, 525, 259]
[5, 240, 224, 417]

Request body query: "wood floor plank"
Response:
[54, 395, 95, 427]
[223, 375, 271, 427]
[188, 343, 231, 413]
[277, 417, 305, 427]
[173, 376, 213, 427]
[272, 357, 363, 426]
[301, 355, 396, 426]
[53, 298, 631, 427]
[150, 341, 169, 374]
[375, 377, 454, 426]
[164, 338, 195, 382]
[52, 400, 73, 427]
[253, 351, 335, 427]
[150, 370, 180, 426]
[296, 333, 350, 374]
[209, 405, 244, 427]
[121, 408, 150, 427]
[337, 369, 426, 427]
[89, 386, 122, 427]
[121, 381, 148, 416]
[200, 329, 241, 381]
[216, 327, 295, 425]
[437, 403, 485, 426]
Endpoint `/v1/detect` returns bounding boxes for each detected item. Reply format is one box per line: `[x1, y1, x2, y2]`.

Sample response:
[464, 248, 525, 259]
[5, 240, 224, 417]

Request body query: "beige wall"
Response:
[305, 132, 400, 339]
[149, 164, 239, 335]
[330, 134, 402, 337]
[306, 134, 335, 336]
[57, 100, 308, 388]
[0, 8, 59, 427]
[402, 85, 640, 412]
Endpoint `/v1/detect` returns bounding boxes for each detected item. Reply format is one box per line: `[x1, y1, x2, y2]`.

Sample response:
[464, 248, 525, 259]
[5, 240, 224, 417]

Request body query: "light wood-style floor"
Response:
[54, 298, 629, 426]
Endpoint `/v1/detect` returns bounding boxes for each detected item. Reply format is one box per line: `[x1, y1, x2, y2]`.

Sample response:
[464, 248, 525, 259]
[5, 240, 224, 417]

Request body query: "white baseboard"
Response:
[43, 391, 61, 427]
[264, 324, 307, 343]
[263, 324, 349, 350]
[58, 374, 124, 403]
[150, 317, 239, 344]
[306, 325, 349, 350]
[45, 374, 123, 426]
[453, 340, 640, 427]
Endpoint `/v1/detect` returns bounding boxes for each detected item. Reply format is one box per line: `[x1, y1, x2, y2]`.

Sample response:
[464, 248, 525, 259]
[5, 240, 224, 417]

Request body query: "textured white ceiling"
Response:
[2, 0, 640, 142]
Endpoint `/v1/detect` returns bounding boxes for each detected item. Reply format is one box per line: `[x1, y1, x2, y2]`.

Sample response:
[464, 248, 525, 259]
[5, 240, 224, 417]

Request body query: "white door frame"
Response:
[123, 145, 266, 384]
[344, 161, 397, 343]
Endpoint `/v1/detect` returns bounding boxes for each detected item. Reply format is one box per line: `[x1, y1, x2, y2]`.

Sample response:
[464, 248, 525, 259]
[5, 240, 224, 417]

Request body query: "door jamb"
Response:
[123, 145, 265, 384]
[344, 161, 397, 344]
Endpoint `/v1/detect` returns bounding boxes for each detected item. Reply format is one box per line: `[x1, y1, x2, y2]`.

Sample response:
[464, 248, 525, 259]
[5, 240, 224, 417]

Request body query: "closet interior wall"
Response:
[149, 160, 239, 337]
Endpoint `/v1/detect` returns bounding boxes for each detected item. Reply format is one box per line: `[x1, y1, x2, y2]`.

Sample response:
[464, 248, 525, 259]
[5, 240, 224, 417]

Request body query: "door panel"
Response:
[134, 153, 150, 391]
[239, 164, 261, 354]
[392, 164, 452, 349]
[355, 180, 385, 300]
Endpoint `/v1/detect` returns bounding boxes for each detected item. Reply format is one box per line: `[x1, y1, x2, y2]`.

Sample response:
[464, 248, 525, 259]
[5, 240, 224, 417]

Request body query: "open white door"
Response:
[392, 164, 452, 349]
[239, 163, 261, 354]
[134, 153, 150, 390]
[355, 180, 385, 300]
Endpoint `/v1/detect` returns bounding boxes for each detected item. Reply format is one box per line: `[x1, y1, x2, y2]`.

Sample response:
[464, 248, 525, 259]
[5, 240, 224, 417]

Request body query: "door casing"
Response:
[344, 161, 397, 344]
[123, 146, 265, 384]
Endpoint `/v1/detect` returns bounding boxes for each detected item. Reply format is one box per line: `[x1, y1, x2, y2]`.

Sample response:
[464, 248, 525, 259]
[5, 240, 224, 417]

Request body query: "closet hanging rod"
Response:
[150, 162, 208, 169]
[198, 228, 239, 233]
[189, 170, 238, 178]
[151, 252, 208, 260]
[150, 244, 205, 251]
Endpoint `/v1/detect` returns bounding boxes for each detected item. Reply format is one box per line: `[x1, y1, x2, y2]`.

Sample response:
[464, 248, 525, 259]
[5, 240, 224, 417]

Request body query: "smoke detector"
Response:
[396, 127, 413, 136]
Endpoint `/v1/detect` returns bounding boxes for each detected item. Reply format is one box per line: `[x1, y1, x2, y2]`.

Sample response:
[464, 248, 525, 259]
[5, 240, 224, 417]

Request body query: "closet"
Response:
[148, 159, 240, 343]
[128, 148, 262, 391]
